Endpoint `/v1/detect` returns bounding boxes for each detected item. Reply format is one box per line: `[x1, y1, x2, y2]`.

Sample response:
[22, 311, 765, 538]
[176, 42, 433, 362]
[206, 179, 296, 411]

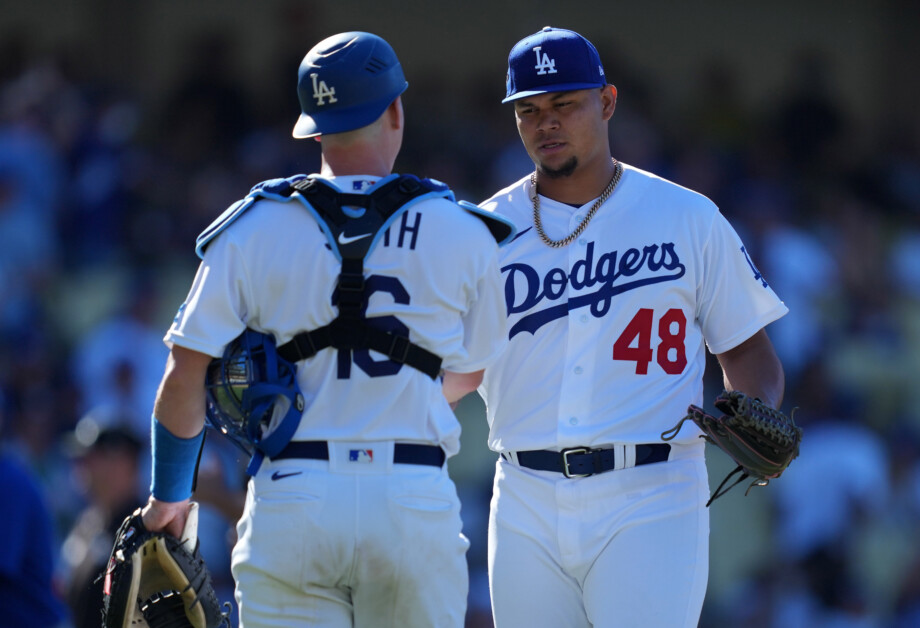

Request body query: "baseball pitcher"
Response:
[477, 27, 789, 628]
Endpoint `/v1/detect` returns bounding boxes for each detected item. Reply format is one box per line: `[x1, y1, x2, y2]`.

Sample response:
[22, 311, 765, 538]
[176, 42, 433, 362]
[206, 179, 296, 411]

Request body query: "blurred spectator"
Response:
[0, 155, 59, 340]
[892, 552, 920, 628]
[769, 48, 848, 183]
[772, 363, 890, 562]
[873, 120, 920, 216]
[684, 59, 754, 156]
[158, 32, 254, 169]
[606, 63, 668, 176]
[889, 226, 920, 301]
[757, 215, 840, 382]
[0, 427, 70, 628]
[61, 95, 143, 268]
[58, 419, 142, 628]
[0, 64, 67, 222]
[2, 383, 84, 542]
[772, 546, 879, 628]
[71, 277, 168, 443]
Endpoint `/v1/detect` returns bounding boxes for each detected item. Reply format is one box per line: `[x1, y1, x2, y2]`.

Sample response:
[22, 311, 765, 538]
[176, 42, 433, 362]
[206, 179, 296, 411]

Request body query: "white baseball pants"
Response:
[232, 441, 470, 627]
[488, 442, 709, 628]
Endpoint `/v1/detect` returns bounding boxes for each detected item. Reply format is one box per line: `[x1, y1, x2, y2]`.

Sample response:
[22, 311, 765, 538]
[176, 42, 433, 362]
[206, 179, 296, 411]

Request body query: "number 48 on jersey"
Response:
[613, 308, 687, 375]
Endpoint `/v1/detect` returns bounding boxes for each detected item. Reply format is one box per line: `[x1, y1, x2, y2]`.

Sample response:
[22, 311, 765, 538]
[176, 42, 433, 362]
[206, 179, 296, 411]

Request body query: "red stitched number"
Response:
[657, 308, 687, 374]
[613, 308, 655, 374]
[613, 308, 687, 374]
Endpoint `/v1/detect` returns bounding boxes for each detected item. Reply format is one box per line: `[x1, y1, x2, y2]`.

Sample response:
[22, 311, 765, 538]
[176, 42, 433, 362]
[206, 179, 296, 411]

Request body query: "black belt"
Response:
[272, 441, 445, 467]
[509, 444, 670, 478]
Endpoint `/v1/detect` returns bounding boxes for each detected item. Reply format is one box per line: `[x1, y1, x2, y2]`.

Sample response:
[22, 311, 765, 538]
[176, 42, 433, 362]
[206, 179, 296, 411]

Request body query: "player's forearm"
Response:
[442, 369, 484, 405]
[153, 345, 213, 437]
[149, 345, 214, 503]
[715, 328, 785, 408]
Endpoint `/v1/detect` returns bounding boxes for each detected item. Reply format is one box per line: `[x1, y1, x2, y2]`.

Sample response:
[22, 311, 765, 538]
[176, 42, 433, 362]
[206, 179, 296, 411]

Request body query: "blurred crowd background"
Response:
[2, 1, 920, 627]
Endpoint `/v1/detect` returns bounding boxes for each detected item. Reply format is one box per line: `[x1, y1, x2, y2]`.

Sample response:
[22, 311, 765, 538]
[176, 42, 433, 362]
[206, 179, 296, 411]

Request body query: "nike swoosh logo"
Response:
[270, 470, 303, 481]
[338, 232, 372, 245]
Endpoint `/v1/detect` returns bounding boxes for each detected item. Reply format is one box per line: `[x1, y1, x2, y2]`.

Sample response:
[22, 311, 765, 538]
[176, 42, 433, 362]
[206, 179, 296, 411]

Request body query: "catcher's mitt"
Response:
[662, 390, 802, 506]
[101, 502, 230, 628]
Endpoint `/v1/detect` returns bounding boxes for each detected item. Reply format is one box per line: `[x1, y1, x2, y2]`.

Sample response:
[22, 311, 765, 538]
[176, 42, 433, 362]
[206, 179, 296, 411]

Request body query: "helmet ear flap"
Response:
[205, 330, 303, 457]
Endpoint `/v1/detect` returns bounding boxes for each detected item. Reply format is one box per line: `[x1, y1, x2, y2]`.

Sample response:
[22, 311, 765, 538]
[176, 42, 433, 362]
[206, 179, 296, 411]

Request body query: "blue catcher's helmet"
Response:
[292, 31, 408, 139]
[205, 330, 305, 468]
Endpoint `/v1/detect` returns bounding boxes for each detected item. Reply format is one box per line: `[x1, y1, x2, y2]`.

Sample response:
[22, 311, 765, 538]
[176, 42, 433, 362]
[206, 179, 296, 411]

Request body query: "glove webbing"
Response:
[730, 404, 801, 448]
[140, 591, 191, 628]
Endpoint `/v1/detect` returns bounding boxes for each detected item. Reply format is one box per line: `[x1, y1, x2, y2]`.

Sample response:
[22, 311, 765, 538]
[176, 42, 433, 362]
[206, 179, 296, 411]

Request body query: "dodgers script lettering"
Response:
[503, 241, 686, 337]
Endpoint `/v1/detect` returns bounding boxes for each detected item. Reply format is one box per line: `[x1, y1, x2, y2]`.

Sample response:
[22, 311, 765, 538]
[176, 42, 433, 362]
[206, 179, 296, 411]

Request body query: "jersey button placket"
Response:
[559, 240, 593, 441]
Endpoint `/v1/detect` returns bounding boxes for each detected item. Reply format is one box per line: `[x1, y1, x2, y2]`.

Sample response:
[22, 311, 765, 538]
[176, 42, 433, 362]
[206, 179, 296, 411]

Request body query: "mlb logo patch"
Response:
[349, 449, 374, 463]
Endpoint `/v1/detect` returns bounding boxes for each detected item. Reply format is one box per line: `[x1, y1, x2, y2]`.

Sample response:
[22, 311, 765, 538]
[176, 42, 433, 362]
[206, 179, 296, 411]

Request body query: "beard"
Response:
[538, 156, 578, 179]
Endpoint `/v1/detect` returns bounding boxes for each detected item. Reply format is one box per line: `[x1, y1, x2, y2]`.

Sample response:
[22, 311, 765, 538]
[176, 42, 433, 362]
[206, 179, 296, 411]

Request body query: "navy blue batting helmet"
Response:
[293, 31, 408, 138]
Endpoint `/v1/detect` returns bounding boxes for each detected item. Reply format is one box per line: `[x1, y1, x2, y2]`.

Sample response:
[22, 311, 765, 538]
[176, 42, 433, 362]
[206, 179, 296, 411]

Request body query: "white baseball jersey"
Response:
[166, 174, 508, 459]
[478, 163, 788, 452]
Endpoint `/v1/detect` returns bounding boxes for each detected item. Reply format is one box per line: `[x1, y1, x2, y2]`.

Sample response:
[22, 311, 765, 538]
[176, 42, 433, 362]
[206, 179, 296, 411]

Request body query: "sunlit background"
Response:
[2, 1, 919, 626]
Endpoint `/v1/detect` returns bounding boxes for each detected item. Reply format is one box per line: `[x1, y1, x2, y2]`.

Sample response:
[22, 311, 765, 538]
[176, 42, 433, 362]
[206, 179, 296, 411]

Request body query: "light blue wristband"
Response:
[150, 416, 205, 502]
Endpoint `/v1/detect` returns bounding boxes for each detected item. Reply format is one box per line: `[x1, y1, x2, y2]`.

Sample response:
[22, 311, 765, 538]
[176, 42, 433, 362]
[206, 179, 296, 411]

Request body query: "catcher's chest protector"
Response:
[194, 173, 514, 381]
[273, 175, 449, 378]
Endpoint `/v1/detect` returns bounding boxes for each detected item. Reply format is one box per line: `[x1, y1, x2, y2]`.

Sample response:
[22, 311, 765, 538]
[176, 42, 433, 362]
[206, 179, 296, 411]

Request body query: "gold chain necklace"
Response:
[531, 159, 623, 248]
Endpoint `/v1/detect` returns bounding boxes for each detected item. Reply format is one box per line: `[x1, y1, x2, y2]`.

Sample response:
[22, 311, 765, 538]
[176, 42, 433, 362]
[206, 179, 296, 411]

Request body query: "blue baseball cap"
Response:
[293, 31, 408, 138]
[503, 27, 606, 103]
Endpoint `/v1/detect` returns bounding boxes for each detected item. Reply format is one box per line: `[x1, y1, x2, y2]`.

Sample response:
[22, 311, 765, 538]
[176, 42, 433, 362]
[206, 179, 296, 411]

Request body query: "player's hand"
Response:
[141, 496, 191, 539]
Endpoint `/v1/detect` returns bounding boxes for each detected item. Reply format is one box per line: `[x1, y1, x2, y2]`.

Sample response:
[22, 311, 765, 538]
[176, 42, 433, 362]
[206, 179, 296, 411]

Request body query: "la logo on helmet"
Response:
[533, 46, 557, 75]
[311, 73, 338, 105]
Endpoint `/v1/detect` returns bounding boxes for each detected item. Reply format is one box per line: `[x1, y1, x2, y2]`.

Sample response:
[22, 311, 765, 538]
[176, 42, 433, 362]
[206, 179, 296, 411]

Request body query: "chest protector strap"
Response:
[275, 175, 445, 379]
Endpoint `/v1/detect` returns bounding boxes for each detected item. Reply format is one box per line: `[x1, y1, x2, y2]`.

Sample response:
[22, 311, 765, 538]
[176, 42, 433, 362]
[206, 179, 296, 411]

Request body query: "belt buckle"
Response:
[561, 447, 592, 478]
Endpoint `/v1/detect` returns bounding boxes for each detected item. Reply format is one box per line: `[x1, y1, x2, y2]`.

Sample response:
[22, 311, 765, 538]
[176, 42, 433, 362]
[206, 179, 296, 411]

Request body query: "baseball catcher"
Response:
[101, 501, 230, 628]
[662, 390, 802, 506]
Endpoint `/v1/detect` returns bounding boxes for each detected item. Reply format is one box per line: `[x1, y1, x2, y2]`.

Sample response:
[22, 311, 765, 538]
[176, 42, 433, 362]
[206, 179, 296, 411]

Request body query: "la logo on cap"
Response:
[311, 73, 337, 106]
[533, 46, 557, 75]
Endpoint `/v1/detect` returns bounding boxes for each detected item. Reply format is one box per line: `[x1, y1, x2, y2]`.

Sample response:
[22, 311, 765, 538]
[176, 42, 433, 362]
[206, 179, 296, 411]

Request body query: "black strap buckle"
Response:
[561, 447, 593, 478]
[337, 272, 365, 294]
[398, 177, 421, 194]
[292, 332, 318, 361]
[387, 334, 411, 363]
[336, 272, 366, 316]
[292, 178, 317, 194]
